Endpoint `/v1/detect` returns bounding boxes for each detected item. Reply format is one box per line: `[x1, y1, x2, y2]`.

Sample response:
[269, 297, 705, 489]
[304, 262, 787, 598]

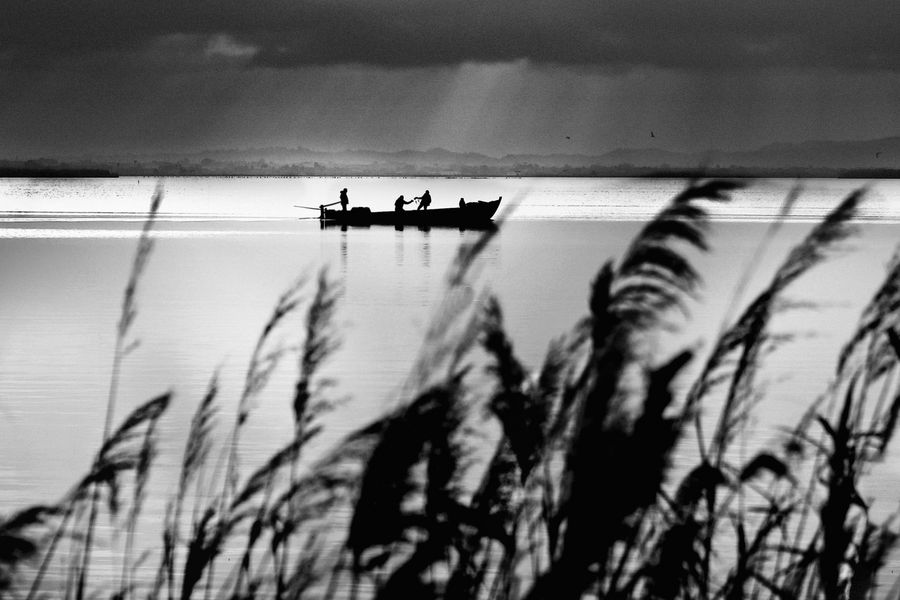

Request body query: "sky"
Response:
[3, 0, 900, 157]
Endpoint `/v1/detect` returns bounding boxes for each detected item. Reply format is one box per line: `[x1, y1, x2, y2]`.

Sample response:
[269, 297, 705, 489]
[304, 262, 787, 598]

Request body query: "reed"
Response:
[0, 505, 59, 593]
[75, 182, 165, 600]
[8, 179, 900, 600]
[154, 373, 218, 600]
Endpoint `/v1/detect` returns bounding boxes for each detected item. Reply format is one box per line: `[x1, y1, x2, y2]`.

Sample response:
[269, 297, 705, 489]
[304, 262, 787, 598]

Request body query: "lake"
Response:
[2, 175, 900, 593]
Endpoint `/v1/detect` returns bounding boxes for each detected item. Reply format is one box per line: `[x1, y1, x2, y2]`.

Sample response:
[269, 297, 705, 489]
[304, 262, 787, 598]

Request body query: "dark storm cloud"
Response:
[3, 0, 900, 71]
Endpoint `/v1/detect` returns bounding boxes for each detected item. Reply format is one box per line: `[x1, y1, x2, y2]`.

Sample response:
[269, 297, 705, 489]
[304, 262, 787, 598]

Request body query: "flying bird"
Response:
[650, 131, 655, 138]
[876, 151, 882, 158]
[566, 136, 571, 140]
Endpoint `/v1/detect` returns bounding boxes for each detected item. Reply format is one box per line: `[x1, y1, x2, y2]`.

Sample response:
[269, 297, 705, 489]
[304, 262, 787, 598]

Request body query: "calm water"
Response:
[2, 176, 900, 587]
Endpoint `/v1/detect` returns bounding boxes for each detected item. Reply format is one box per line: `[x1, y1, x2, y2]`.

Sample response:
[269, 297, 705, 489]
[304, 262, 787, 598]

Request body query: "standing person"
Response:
[414, 190, 432, 211]
[394, 195, 414, 211]
[339, 188, 349, 211]
[459, 197, 466, 208]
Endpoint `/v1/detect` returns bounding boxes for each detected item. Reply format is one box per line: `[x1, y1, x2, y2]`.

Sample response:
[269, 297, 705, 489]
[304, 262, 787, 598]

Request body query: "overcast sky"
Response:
[3, 0, 900, 157]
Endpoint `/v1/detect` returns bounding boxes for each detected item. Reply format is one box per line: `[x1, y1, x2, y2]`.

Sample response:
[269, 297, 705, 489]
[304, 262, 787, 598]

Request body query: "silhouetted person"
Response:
[459, 197, 466, 208]
[339, 188, 349, 211]
[415, 190, 432, 210]
[394, 195, 414, 211]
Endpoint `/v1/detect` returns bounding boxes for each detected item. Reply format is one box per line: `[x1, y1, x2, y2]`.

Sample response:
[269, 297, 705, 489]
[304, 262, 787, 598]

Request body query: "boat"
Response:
[319, 197, 502, 229]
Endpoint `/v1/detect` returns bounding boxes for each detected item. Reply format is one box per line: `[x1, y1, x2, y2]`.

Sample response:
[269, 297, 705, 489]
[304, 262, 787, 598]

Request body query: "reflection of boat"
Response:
[320, 197, 501, 228]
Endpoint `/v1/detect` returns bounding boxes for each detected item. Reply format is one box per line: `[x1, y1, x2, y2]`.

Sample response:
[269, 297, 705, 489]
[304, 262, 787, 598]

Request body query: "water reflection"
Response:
[421, 227, 431, 268]
[328, 222, 502, 274]
[394, 227, 404, 266]
[340, 228, 348, 274]
[384, 228, 440, 269]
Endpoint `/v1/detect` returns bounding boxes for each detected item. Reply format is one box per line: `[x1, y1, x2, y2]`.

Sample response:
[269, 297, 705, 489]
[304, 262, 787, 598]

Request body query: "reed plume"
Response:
[152, 374, 218, 600]
[522, 179, 740, 600]
[274, 267, 341, 597]
[188, 275, 308, 599]
[73, 183, 164, 600]
[42, 392, 171, 600]
[0, 505, 60, 592]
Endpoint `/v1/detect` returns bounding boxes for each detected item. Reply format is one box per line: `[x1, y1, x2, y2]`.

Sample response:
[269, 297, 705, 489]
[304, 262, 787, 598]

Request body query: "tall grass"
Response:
[5, 179, 900, 599]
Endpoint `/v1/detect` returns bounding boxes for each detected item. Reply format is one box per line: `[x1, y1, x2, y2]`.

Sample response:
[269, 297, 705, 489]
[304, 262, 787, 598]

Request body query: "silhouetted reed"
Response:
[74, 182, 165, 600]
[10, 179, 900, 600]
[0, 505, 59, 593]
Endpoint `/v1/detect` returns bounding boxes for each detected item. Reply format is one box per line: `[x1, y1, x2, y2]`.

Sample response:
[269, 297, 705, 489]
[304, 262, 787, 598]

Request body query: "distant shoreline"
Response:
[107, 168, 900, 179]
[4, 165, 900, 179]
[0, 167, 118, 178]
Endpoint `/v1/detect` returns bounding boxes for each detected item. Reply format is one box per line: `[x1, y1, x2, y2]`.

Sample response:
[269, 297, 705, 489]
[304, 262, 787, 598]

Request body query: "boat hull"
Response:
[321, 198, 501, 228]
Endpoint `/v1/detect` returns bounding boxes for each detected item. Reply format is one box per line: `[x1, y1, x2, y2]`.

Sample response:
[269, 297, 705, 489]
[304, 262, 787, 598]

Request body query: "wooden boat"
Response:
[320, 197, 501, 228]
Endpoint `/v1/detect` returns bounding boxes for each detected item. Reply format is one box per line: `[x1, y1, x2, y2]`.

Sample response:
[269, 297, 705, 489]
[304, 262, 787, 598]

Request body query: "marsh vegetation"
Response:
[2, 179, 900, 600]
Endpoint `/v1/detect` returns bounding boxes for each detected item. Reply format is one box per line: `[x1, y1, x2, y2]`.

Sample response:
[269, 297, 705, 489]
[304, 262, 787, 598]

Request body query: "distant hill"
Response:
[717, 138, 900, 169]
[501, 137, 900, 171]
[7, 137, 900, 177]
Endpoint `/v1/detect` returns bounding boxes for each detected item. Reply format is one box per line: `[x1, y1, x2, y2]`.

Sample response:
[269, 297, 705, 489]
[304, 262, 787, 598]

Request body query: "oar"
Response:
[294, 200, 342, 211]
